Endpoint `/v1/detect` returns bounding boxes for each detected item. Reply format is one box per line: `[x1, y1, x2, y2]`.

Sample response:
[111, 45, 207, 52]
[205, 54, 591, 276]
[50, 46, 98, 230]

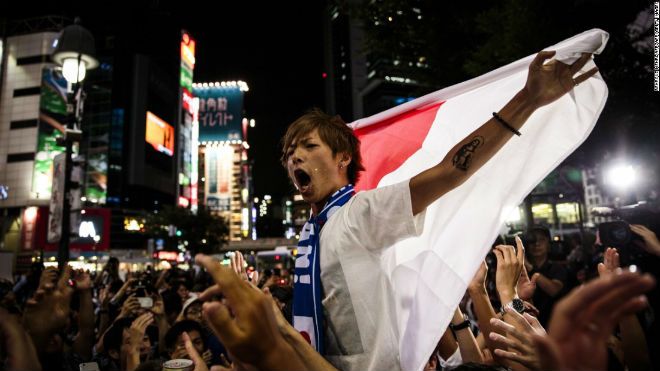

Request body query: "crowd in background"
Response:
[0, 222, 658, 371]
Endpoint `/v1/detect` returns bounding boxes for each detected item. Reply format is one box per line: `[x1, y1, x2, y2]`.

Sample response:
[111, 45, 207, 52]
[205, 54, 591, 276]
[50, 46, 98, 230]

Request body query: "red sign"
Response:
[181, 33, 196, 67]
[21, 207, 39, 251]
[178, 196, 190, 208]
[158, 251, 179, 261]
[182, 88, 194, 114]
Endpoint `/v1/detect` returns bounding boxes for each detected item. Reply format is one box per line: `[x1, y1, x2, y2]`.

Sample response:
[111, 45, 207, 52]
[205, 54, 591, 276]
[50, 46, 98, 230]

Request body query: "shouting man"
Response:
[283, 51, 599, 371]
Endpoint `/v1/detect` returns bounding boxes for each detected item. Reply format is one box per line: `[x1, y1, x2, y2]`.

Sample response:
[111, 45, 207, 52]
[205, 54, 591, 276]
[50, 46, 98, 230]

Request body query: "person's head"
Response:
[281, 108, 364, 211]
[107, 257, 119, 274]
[104, 317, 152, 362]
[529, 226, 551, 262]
[174, 281, 190, 302]
[164, 320, 207, 359]
[162, 289, 183, 325]
[182, 297, 203, 324]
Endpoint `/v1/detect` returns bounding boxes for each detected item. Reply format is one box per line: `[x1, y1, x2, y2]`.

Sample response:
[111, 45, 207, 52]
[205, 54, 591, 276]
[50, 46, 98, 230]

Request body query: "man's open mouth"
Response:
[294, 169, 311, 189]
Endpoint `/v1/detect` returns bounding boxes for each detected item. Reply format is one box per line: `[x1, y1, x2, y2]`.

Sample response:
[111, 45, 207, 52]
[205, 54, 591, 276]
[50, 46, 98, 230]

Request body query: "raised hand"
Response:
[534, 269, 655, 370]
[150, 293, 165, 317]
[597, 247, 620, 277]
[23, 264, 73, 335]
[195, 254, 305, 371]
[517, 263, 538, 302]
[524, 51, 599, 109]
[468, 261, 488, 292]
[117, 294, 140, 319]
[72, 269, 93, 291]
[493, 236, 525, 304]
[630, 224, 660, 256]
[230, 251, 248, 282]
[37, 266, 58, 291]
[124, 312, 154, 370]
[489, 315, 542, 370]
[176, 331, 211, 371]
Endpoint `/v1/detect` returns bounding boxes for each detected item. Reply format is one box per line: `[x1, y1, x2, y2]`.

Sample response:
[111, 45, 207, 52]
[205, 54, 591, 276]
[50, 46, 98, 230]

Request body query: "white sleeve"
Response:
[438, 346, 463, 368]
[342, 179, 425, 252]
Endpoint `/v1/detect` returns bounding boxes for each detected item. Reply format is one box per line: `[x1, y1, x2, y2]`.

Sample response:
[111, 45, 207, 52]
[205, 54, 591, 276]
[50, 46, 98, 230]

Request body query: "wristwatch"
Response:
[448, 313, 471, 339]
[501, 296, 525, 314]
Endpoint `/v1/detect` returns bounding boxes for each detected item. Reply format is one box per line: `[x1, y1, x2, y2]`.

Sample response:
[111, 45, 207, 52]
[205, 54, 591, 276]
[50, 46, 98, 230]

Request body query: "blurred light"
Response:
[62, 58, 86, 83]
[505, 206, 521, 223]
[24, 207, 38, 222]
[606, 164, 636, 189]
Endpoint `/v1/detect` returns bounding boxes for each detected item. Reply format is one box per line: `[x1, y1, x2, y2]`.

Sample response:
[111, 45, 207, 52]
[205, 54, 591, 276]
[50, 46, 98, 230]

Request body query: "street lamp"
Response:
[51, 18, 98, 269]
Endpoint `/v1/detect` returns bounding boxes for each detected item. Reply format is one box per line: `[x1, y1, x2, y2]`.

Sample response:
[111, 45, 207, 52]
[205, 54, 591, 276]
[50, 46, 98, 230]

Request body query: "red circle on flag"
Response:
[300, 331, 311, 345]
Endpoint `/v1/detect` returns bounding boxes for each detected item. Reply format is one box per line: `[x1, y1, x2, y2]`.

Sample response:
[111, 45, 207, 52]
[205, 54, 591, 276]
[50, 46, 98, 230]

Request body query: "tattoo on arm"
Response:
[452, 136, 484, 171]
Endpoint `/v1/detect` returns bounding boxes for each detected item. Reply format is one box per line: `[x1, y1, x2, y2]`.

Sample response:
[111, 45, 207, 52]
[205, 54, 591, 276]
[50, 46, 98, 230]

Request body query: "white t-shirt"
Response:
[319, 180, 426, 371]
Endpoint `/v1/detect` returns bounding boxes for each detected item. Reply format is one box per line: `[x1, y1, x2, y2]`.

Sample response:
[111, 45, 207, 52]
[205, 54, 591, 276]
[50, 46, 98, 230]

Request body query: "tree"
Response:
[143, 205, 229, 256]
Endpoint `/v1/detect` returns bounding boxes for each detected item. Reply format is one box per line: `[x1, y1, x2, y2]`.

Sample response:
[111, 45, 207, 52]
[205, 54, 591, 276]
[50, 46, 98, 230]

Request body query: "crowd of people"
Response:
[1, 49, 659, 371]
[0, 224, 658, 371]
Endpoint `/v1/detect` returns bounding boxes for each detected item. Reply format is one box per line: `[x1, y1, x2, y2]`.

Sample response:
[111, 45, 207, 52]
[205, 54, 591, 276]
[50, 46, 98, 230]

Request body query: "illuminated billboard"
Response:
[33, 68, 67, 199]
[145, 111, 174, 156]
[193, 85, 244, 143]
[205, 145, 234, 212]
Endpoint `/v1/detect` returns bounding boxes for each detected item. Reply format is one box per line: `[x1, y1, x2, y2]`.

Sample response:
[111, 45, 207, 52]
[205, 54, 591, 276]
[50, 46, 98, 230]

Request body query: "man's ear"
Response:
[339, 153, 352, 167]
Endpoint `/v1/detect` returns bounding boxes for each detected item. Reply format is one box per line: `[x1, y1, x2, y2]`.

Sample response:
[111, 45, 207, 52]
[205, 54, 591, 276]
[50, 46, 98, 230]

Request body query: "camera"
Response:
[598, 221, 633, 248]
[131, 279, 153, 308]
[593, 202, 660, 264]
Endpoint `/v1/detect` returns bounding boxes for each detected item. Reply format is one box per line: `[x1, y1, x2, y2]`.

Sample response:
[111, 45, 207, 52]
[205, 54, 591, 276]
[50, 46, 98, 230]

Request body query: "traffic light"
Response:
[176, 230, 182, 237]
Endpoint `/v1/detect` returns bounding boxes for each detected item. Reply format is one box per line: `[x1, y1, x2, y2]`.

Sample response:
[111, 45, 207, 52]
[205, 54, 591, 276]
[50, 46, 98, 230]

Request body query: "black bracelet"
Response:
[492, 112, 521, 136]
[448, 319, 471, 340]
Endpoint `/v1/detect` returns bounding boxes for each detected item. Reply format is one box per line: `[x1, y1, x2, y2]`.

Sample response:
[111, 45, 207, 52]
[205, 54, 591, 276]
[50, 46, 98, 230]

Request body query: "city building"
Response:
[193, 81, 254, 242]
[1, 15, 197, 272]
[322, 3, 439, 122]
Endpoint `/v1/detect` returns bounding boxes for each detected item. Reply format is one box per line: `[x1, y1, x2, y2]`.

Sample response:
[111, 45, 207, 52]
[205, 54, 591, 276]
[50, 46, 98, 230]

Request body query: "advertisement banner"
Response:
[194, 86, 243, 143]
[145, 111, 175, 156]
[40, 208, 112, 252]
[33, 68, 67, 199]
[191, 98, 199, 213]
[204, 146, 234, 212]
[47, 152, 65, 243]
[21, 207, 39, 251]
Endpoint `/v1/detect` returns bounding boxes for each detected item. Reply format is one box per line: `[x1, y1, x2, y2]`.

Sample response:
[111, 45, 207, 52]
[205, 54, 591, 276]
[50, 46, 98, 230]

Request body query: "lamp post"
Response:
[51, 18, 98, 269]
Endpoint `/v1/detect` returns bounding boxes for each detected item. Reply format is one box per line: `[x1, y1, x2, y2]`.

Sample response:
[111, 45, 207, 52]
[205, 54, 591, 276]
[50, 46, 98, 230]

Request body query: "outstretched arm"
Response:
[410, 52, 598, 215]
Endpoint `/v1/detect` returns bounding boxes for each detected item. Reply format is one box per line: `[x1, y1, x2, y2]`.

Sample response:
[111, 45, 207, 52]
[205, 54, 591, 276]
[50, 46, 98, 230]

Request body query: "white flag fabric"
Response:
[347, 28, 609, 371]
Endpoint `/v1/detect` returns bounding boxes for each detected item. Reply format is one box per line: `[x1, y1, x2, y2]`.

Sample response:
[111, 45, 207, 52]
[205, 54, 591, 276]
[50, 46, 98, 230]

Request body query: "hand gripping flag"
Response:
[348, 29, 609, 371]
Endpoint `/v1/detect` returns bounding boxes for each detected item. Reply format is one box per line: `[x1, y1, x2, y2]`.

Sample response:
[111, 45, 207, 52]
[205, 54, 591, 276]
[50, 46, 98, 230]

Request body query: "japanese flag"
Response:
[348, 29, 609, 371]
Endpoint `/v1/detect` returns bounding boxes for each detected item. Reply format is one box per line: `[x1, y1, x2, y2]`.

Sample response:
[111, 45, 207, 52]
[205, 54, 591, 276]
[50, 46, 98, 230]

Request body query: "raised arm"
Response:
[410, 52, 598, 215]
[466, 261, 499, 352]
[72, 269, 96, 361]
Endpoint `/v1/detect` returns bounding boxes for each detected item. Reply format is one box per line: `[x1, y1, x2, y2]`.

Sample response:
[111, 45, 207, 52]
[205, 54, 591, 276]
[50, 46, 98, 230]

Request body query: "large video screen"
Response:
[145, 111, 174, 156]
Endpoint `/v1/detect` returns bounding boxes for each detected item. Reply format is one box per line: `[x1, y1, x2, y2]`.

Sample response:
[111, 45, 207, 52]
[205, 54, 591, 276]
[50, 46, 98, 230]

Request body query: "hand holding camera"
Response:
[630, 224, 660, 257]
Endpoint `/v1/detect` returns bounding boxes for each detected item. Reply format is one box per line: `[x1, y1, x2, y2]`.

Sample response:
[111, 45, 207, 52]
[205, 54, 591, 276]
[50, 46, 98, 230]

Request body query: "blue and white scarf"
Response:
[293, 185, 355, 354]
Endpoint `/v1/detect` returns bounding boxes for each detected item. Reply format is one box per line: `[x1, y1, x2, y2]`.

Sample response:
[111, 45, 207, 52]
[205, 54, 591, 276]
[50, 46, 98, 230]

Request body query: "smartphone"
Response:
[79, 362, 100, 371]
[137, 297, 153, 308]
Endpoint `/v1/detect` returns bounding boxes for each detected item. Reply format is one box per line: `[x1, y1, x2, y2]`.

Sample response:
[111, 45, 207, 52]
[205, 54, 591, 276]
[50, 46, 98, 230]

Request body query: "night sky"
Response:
[6, 1, 326, 201]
